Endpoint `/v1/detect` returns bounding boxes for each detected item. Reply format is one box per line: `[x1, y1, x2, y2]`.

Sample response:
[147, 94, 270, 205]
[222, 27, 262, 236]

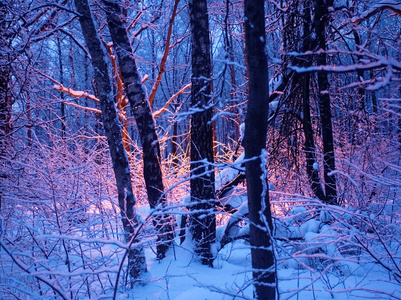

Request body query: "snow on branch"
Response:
[35, 69, 100, 103]
[286, 49, 401, 90]
[54, 85, 100, 103]
[153, 83, 191, 118]
[63, 101, 102, 114]
[352, 0, 401, 23]
[30, 3, 82, 16]
[0, 241, 69, 300]
[287, 50, 401, 72]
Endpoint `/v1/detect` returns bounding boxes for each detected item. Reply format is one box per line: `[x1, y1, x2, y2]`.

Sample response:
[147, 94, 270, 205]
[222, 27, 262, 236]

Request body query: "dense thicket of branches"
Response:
[0, 0, 400, 298]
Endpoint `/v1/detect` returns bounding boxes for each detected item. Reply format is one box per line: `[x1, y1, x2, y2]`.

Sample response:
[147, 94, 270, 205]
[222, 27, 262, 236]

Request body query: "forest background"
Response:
[0, 0, 401, 299]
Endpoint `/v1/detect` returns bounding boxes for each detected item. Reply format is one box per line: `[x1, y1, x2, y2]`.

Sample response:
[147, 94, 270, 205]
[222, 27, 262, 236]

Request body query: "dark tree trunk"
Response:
[303, 74, 326, 201]
[302, 0, 326, 201]
[102, 0, 174, 259]
[243, 0, 276, 298]
[224, 0, 240, 144]
[57, 36, 66, 139]
[188, 0, 216, 266]
[0, 2, 12, 217]
[73, 0, 146, 282]
[314, 0, 338, 205]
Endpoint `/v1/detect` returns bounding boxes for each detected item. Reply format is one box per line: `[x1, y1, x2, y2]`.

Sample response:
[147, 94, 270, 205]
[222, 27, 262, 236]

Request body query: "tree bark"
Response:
[57, 36, 66, 139]
[303, 74, 326, 201]
[0, 1, 12, 218]
[188, 0, 216, 266]
[73, 0, 146, 283]
[314, 0, 338, 205]
[302, 0, 326, 201]
[243, 0, 276, 298]
[102, 0, 174, 259]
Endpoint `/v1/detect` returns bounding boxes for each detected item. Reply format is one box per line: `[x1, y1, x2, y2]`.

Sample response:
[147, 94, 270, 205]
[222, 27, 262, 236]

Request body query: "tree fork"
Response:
[73, 0, 147, 282]
[103, 0, 174, 259]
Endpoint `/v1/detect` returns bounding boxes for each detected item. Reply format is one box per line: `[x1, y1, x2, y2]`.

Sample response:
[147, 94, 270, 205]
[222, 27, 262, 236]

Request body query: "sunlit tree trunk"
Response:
[188, 0, 216, 266]
[314, 0, 338, 205]
[73, 0, 146, 282]
[244, 0, 276, 298]
[103, 0, 174, 259]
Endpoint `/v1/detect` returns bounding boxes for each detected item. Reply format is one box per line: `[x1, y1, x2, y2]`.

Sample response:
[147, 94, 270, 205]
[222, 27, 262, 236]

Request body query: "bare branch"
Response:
[0, 241, 69, 300]
[63, 101, 101, 114]
[30, 2, 82, 16]
[148, 0, 181, 108]
[352, 0, 401, 23]
[35, 68, 100, 103]
[153, 82, 191, 118]
[54, 86, 100, 104]
[59, 28, 91, 58]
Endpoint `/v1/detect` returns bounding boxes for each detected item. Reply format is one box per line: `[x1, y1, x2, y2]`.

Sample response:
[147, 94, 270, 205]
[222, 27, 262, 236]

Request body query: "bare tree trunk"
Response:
[0, 2, 12, 219]
[314, 0, 338, 205]
[73, 0, 146, 283]
[225, 0, 240, 143]
[302, 0, 326, 201]
[188, 0, 216, 266]
[244, 0, 276, 298]
[102, 0, 174, 259]
[303, 74, 326, 201]
[57, 36, 66, 139]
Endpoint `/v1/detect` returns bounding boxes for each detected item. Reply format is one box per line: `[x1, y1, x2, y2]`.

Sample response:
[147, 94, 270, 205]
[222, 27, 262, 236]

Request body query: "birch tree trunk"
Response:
[102, 0, 174, 259]
[244, 0, 276, 298]
[73, 0, 146, 283]
[188, 0, 216, 266]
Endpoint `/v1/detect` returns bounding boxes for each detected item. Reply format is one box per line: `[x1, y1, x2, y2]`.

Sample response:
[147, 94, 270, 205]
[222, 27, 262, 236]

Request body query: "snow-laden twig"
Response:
[0, 240, 69, 300]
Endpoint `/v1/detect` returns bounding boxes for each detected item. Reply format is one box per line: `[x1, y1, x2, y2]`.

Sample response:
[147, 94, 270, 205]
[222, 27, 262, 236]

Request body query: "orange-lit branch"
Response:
[148, 0, 180, 108]
[63, 102, 101, 114]
[99, 34, 126, 108]
[153, 82, 191, 118]
[37, 69, 130, 152]
[54, 85, 100, 103]
[99, 34, 131, 153]
[127, 9, 144, 32]
[36, 69, 100, 103]
[169, 33, 190, 50]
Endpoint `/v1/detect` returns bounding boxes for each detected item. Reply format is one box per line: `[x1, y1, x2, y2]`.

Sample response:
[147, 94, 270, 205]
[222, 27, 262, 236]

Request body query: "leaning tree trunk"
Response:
[244, 0, 276, 298]
[102, 0, 174, 259]
[188, 0, 216, 266]
[314, 0, 338, 205]
[73, 0, 146, 283]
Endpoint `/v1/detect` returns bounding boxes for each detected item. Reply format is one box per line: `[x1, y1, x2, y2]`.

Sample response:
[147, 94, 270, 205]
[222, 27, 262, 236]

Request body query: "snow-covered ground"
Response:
[128, 233, 401, 299]
[1, 196, 400, 299]
[126, 200, 401, 300]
